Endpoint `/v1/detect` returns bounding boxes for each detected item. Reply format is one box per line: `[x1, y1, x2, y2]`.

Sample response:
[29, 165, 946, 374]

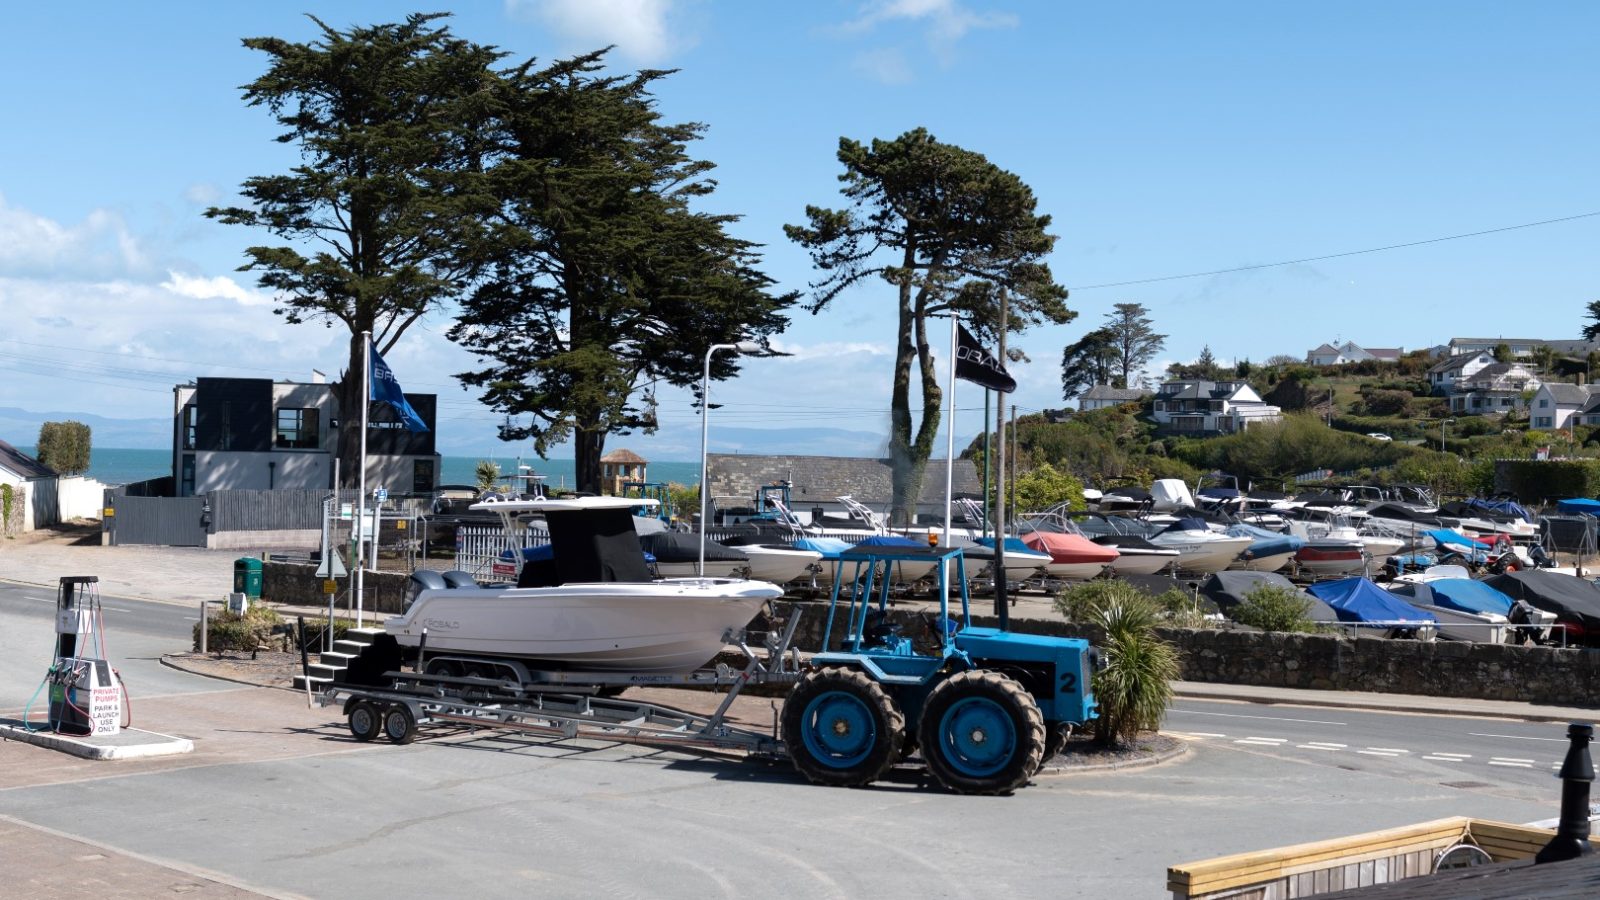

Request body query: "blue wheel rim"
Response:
[800, 690, 877, 769]
[937, 696, 1017, 777]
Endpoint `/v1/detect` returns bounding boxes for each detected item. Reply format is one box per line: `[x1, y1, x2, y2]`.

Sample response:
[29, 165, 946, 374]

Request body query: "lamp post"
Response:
[700, 340, 764, 576]
[1440, 417, 1455, 453]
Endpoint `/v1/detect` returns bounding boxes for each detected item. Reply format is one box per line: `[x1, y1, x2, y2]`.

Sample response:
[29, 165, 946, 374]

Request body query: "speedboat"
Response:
[966, 536, 1053, 581]
[640, 532, 749, 578]
[385, 497, 783, 675]
[1224, 523, 1303, 573]
[1306, 577, 1437, 640]
[1090, 534, 1180, 575]
[1145, 518, 1253, 574]
[1020, 530, 1121, 580]
[1293, 540, 1367, 576]
[718, 534, 824, 584]
[1385, 568, 1523, 643]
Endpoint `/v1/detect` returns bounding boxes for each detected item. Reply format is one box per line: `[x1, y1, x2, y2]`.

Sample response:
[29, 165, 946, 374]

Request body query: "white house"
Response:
[1151, 380, 1282, 433]
[0, 439, 56, 533]
[1427, 351, 1494, 393]
[1077, 384, 1149, 412]
[1305, 341, 1402, 366]
[1447, 337, 1600, 359]
[172, 376, 440, 497]
[1447, 362, 1541, 414]
[1530, 382, 1600, 430]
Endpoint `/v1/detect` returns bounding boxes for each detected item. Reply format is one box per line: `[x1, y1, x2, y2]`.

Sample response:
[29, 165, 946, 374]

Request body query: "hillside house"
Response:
[1428, 351, 1494, 393]
[1530, 382, 1600, 430]
[1305, 341, 1402, 366]
[0, 439, 56, 533]
[1076, 384, 1149, 412]
[1446, 337, 1600, 359]
[1151, 380, 1282, 434]
[1446, 362, 1541, 414]
[171, 376, 440, 497]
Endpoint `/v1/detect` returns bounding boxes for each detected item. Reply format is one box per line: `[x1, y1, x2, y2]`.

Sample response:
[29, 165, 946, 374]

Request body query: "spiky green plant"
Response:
[474, 460, 501, 494]
[1090, 590, 1181, 747]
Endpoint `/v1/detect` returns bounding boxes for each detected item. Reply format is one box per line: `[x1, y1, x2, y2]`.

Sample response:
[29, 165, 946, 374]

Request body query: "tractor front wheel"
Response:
[919, 670, 1045, 794]
[782, 667, 905, 787]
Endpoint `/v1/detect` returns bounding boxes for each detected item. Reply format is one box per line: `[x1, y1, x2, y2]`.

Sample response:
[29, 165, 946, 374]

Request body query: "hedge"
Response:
[1494, 459, 1600, 504]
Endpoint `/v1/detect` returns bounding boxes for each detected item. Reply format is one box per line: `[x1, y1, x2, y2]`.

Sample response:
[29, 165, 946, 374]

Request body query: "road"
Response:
[0, 581, 1580, 898]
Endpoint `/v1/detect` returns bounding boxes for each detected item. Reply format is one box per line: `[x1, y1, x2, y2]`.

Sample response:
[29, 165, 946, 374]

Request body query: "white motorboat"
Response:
[1146, 518, 1253, 574]
[386, 497, 783, 675]
[719, 536, 825, 584]
[640, 532, 749, 578]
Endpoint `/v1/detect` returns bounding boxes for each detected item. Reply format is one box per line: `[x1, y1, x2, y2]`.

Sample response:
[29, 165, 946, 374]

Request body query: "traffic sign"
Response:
[314, 551, 349, 578]
[374, 487, 388, 502]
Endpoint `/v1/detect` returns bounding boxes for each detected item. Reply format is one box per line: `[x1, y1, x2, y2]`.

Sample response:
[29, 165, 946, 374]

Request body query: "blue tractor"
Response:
[783, 544, 1100, 794]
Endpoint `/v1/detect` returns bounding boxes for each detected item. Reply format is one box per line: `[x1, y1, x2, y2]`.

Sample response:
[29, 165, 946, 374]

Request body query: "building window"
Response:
[1535, 417, 1553, 428]
[181, 404, 196, 450]
[412, 458, 435, 494]
[276, 408, 319, 449]
[180, 454, 195, 495]
[1501, 398, 1513, 407]
[1539, 398, 1549, 408]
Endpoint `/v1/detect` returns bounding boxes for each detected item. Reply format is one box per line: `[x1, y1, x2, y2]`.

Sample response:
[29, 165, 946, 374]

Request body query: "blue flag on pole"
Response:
[369, 342, 429, 433]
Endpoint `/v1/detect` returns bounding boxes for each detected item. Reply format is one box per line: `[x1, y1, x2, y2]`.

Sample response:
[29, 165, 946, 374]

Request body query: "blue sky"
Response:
[1, 2, 1596, 459]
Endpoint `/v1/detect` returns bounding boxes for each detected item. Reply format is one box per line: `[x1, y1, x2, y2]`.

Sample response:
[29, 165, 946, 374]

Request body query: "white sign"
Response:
[374, 487, 388, 502]
[314, 552, 349, 578]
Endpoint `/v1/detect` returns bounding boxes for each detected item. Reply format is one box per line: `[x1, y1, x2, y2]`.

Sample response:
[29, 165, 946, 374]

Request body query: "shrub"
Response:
[1089, 589, 1180, 747]
[194, 605, 284, 653]
[1152, 587, 1213, 629]
[1231, 583, 1317, 633]
[1054, 579, 1128, 623]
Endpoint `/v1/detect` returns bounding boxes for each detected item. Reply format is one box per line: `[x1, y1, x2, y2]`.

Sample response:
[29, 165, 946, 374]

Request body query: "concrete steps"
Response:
[292, 627, 382, 691]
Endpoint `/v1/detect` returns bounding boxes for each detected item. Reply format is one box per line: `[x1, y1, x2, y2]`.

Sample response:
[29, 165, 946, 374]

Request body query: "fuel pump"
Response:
[33, 576, 125, 736]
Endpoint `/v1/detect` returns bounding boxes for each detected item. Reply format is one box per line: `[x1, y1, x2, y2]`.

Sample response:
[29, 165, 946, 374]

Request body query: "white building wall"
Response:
[55, 476, 109, 521]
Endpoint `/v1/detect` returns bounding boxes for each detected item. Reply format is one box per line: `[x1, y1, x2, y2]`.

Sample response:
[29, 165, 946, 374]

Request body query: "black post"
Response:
[1536, 722, 1595, 864]
[416, 628, 429, 675]
[297, 616, 309, 685]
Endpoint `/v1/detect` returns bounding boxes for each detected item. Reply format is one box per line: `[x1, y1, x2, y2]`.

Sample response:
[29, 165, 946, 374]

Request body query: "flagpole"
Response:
[993, 289, 1009, 629]
[943, 315, 957, 548]
[356, 332, 369, 628]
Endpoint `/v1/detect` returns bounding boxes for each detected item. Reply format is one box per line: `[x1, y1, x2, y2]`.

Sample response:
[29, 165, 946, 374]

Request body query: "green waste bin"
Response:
[233, 557, 263, 601]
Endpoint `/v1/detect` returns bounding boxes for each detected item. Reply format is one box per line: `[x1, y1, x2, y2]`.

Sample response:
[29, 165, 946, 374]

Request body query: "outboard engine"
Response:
[405, 570, 448, 612]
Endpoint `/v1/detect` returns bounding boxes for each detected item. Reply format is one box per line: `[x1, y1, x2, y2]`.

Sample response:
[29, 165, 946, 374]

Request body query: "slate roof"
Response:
[599, 448, 648, 464]
[0, 439, 55, 479]
[1428, 353, 1486, 375]
[1364, 347, 1402, 360]
[1308, 343, 1340, 355]
[1080, 384, 1147, 402]
[707, 453, 981, 510]
[1160, 380, 1249, 400]
[1542, 382, 1595, 406]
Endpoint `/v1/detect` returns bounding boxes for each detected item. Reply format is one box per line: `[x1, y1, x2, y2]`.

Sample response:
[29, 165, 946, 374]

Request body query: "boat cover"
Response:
[854, 534, 925, 549]
[1480, 570, 1600, 633]
[1307, 577, 1437, 625]
[1406, 579, 1514, 617]
[1366, 503, 1442, 524]
[1020, 531, 1120, 563]
[1226, 523, 1305, 558]
[639, 532, 748, 563]
[1556, 498, 1600, 515]
[1198, 571, 1340, 623]
[1101, 487, 1150, 502]
[974, 536, 1052, 557]
[1150, 479, 1197, 510]
[1090, 534, 1175, 553]
[1444, 498, 1534, 521]
[791, 537, 852, 557]
[1424, 529, 1491, 550]
[1160, 518, 1215, 535]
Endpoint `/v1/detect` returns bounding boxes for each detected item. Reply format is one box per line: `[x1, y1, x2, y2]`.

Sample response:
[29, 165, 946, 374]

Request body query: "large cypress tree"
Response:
[206, 14, 501, 484]
[448, 51, 792, 494]
[786, 129, 1072, 523]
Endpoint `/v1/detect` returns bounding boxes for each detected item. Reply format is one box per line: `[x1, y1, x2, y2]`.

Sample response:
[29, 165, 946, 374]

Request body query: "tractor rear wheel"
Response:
[919, 670, 1045, 794]
[782, 667, 904, 787]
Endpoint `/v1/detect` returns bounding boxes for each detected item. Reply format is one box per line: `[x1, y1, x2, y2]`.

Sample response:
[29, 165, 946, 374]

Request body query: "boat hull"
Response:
[386, 578, 782, 675]
[1231, 550, 1296, 573]
[1150, 536, 1253, 574]
[1295, 545, 1368, 576]
[735, 545, 824, 584]
[1103, 550, 1178, 576]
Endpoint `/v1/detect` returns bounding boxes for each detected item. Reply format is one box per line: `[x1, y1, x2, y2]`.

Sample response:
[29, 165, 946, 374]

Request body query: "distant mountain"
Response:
[0, 407, 170, 449]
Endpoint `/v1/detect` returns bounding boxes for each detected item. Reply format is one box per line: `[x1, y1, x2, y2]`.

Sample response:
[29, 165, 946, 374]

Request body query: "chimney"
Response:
[311, 369, 326, 384]
[1535, 722, 1595, 864]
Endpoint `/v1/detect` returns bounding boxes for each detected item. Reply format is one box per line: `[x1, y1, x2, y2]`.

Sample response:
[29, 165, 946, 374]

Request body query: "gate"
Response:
[107, 496, 208, 546]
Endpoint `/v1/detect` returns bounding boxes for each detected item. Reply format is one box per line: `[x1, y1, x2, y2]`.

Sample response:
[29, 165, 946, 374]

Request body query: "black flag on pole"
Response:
[955, 324, 1016, 394]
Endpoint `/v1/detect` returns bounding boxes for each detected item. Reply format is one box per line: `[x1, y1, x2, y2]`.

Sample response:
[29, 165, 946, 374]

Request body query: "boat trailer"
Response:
[318, 610, 806, 758]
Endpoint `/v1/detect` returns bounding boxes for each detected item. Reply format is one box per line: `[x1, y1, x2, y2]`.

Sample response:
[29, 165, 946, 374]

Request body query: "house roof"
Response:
[1542, 382, 1594, 406]
[1308, 343, 1340, 355]
[600, 448, 648, 464]
[1159, 380, 1254, 401]
[707, 453, 981, 509]
[0, 439, 55, 479]
[1364, 348, 1402, 360]
[1428, 353, 1486, 374]
[1080, 384, 1147, 402]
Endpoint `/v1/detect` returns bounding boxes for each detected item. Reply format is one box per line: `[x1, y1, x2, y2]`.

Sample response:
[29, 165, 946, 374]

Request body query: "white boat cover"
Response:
[1149, 479, 1196, 511]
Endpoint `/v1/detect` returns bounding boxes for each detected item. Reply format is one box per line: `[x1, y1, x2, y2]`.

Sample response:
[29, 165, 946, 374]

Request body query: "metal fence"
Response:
[105, 486, 429, 547]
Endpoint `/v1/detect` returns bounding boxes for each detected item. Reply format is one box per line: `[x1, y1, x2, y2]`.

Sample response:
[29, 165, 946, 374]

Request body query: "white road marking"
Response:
[182, 616, 199, 621]
[1234, 739, 1286, 746]
[1422, 756, 1465, 762]
[1490, 757, 1536, 764]
[103, 607, 131, 613]
[1428, 752, 1471, 758]
[1303, 742, 1346, 748]
[1172, 708, 1346, 725]
[1468, 733, 1565, 742]
[1175, 732, 1226, 738]
[1298, 744, 1342, 751]
[1489, 760, 1534, 769]
[1365, 747, 1410, 754]
[1358, 750, 1401, 757]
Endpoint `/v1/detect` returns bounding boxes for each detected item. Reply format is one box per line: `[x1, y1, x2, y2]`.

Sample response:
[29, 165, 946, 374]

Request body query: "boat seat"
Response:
[440, 570, 478, 588]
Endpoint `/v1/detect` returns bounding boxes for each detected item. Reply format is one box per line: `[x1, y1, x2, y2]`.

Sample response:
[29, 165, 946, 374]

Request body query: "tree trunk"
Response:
[886, 249, 919, 525]
[574, 427, 604, 494]
[333, 333, 368, 490]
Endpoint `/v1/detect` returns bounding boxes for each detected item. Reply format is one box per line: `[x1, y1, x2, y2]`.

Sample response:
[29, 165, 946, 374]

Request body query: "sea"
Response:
[21, 447, 703, 490]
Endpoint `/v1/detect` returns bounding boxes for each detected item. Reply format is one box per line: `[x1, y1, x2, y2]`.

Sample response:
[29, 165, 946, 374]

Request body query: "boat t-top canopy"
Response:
[470, 496, 658, 514]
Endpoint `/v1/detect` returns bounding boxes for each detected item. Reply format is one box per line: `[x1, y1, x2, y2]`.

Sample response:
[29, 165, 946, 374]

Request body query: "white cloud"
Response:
[766, 338, 891, 362]
[509, 0, 688, 64]
[837, 0, 1017, 71]
[183, 183, 221, 206]
[161, 270, 274, 307]
[852, 47, 914, 85]
[0, 193, 151, 279]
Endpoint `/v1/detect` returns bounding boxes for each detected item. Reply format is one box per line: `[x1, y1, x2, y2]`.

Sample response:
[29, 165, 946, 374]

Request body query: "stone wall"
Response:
[263, 561, 412, 614]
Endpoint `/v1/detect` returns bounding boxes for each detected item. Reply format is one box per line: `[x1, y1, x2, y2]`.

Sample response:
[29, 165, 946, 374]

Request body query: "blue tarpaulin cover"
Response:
[793, 537, 853, 557]
[1465, 498, 1533, 520]
[1308, 577, 1437, 624]
[976, 536, 1047, 555]
[1422, 578, 1515, 617]
[855, 534, 924, 548]
[1226, 523, 1305, 558]
[1424, 529, 1491, 550]
[1556, 498, 1600, 515]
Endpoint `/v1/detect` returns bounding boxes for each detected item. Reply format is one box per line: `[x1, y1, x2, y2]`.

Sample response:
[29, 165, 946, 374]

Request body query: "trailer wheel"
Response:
[919, 670, 1044, 795]
[782, 667, 904, 787]
[383, 704, 418, 745]
[348, 701, 381, 742]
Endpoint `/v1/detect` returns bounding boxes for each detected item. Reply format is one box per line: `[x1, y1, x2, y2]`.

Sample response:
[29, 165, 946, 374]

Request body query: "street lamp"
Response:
[700, 340, 764, 576]
[1440, 417, 1456, 453]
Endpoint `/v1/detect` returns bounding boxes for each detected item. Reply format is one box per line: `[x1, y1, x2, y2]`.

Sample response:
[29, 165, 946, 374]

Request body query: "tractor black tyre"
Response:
[782, 667, 905, 787]
[1035, 722, 1070, 775]
[383, 704, 418, 745]
[348, 701, 381, 742]
[919, 670, 1045, 795]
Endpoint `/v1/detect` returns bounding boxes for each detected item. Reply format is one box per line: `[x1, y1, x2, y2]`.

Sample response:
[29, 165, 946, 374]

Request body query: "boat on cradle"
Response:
[717, 534, 824, 584]
[1435, 498, 1540, 543]
[1292, 539, 1368, 577]
[965, 536, 1053, 582]
[1224, 523, 1304, 573]
[1480, 569, 1600, 647]
[852, 534, 939, 584]
[1305, 577, 1437, 640]
[1384, 567, 1539, 643]
[1036, 511, 1181, 575]
[1019, 530, 1121, 580]
[788, 536, 854, 588]
[1094, 486, 1151, 514]
[1145, 518, 1253, 574]
[386, 497, 784, 675]
[1198, 571, 1341, 626]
